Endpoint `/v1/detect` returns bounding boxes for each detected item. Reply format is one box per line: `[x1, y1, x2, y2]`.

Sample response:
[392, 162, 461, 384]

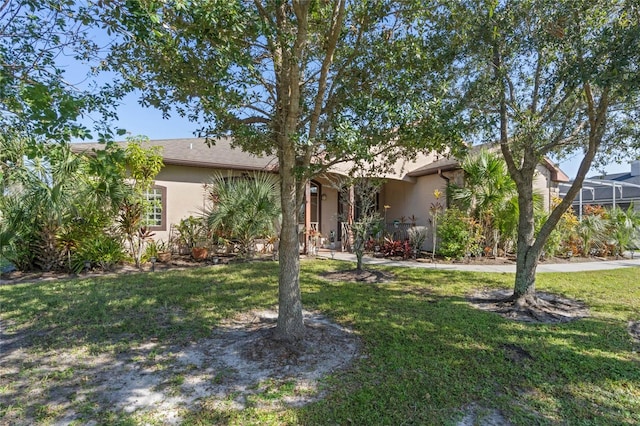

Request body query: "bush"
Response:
[437, 208, 483, 259]
[205, 172, 280, 257]
[408, 226, 428, 253]
[72, 234, 126, 273]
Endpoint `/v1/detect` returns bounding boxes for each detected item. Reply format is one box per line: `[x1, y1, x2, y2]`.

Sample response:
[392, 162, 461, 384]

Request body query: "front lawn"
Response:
[1, 261, 639, 425]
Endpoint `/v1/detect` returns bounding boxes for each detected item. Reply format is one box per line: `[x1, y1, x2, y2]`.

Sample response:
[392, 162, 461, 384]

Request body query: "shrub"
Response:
[72, 234, 125, 273]
[437, 208, 483, 259]
[382, 236, 403, 257]
[205, 172, 280, 257]
[408, 226, 428, 253]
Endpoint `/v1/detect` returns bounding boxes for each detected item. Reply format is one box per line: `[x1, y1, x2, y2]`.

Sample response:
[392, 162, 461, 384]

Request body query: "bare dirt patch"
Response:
[456, 403, 512, 425]
[0, 309, 360, 424]
[468, 289, 590, 324]
[321, 268, 395, 284]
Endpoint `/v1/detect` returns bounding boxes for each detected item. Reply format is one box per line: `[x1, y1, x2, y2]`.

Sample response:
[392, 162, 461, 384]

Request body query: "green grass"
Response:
[1, 261, 639, 425]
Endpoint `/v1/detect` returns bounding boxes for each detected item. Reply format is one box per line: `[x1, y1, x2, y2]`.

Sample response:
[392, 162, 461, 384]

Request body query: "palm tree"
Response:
[205, 172, 281, 256]
[450, 149, 518, 254]
[607, 206, 640, 257]
[0, 140, 131, 271]
[576, 214, 607, 256]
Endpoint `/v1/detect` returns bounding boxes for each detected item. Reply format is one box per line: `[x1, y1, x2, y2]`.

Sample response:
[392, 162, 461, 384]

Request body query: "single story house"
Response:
[73, 138, 569, 252]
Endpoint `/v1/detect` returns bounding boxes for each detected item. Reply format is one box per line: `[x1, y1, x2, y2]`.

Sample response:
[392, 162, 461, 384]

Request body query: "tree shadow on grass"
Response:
[297, 269, 640, 425]
[2, 263, 639, 425]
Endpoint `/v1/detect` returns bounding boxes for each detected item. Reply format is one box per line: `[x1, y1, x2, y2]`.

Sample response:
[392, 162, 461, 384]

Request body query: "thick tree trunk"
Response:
[275, 165, 305, 341]
[510, 164, 543, 306]
[513, 245, 540, 305]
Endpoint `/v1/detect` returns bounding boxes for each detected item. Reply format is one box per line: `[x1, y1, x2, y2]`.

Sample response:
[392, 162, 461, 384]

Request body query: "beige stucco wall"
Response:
[534, 164, 556, 211]
[153, 165, 250, 242]
[382, 174, 448, 250]
[383, 175, 447, 226]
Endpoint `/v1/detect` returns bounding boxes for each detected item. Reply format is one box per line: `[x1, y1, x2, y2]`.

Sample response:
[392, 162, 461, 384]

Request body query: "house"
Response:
[559, 161, 640, 216]
[72, 138, 569, 251]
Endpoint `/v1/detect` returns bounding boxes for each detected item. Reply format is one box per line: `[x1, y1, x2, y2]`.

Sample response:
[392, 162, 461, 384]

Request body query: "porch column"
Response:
[304, 181, 311, 254]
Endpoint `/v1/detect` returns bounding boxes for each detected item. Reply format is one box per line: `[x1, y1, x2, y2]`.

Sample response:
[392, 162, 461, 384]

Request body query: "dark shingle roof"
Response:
[72, 137, 278, 171]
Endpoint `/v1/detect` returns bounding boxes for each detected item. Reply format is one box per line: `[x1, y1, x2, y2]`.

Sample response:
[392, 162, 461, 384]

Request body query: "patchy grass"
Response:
[1, 261, 640, 424]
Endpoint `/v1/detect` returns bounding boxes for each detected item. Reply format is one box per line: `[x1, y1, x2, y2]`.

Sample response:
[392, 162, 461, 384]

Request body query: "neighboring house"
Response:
[73, 138, 569, 251]
[559, 161, 640, 216]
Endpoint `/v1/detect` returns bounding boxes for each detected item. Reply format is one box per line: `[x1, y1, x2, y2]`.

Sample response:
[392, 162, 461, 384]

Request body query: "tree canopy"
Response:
[448, 0, 640, 305]
[100, 0, 464, 340]
[0, 0, 123, 145]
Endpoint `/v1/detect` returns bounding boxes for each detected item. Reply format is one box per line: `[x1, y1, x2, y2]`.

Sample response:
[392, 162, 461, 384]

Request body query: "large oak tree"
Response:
[451, 0, 640, 309]
[100, 0, 462, 340]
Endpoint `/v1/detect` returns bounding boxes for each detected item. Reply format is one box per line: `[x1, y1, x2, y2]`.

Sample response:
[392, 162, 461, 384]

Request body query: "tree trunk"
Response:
[511, 166, 542, 306]
[274, 145, 305, 341]
[513, 245, 540, 305]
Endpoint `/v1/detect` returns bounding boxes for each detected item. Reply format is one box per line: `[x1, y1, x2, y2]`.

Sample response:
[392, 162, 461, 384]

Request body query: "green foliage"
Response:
[204, 172, 280, 256]
[0, 136, 165, 272]
[72, 234, 126, 273]
[2, 262, 640, 424]
[607, 205, 640, 256]
[0, 140, 130, 271]
[407, 226, 428, 253]
[124, 136, 164, 194]
[450, 148, 544, 253]
[0, 1, 122, 142]
[176, 216, 208, 250]
[576, 213, 608, 256]
[437, 207, 483, 259]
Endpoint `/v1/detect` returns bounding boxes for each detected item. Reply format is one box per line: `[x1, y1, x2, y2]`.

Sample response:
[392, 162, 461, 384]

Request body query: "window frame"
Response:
[143, 185, 167, 231]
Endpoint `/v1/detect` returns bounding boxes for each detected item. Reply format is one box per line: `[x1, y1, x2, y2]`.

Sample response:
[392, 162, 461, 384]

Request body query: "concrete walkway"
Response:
[316, 251, 640, 273]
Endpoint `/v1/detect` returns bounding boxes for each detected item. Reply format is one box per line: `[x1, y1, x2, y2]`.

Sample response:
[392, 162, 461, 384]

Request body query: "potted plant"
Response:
[191, 244, 209, 261]
[156, 240, 172, 263]
[176, 216, 208, 260]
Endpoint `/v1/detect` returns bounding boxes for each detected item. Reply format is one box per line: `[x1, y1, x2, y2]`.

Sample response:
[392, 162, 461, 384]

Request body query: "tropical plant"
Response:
[175, 216, 208, 250]
[437, 208, 483, 259]
[576, 214, 608, 257]
[72, 234, 126, 273]
[607, 206, 640, 257]
[408, 226, 428, 256]
[0, 141, 125, 271]
[0, 137, 147, 272]
[205, 172, 280, 257]
[450, 149, 518, 253]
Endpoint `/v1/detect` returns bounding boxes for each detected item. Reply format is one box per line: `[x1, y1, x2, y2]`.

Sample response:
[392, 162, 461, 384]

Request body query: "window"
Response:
[143, 186, 166, 230]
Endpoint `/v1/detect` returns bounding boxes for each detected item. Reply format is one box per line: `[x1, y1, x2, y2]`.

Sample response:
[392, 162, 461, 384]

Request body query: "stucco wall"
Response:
[534, 164, 555, 211]
[382, 174, 447, 249]
[153, 165, 249, 242]
[313, 177, 340, 239]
